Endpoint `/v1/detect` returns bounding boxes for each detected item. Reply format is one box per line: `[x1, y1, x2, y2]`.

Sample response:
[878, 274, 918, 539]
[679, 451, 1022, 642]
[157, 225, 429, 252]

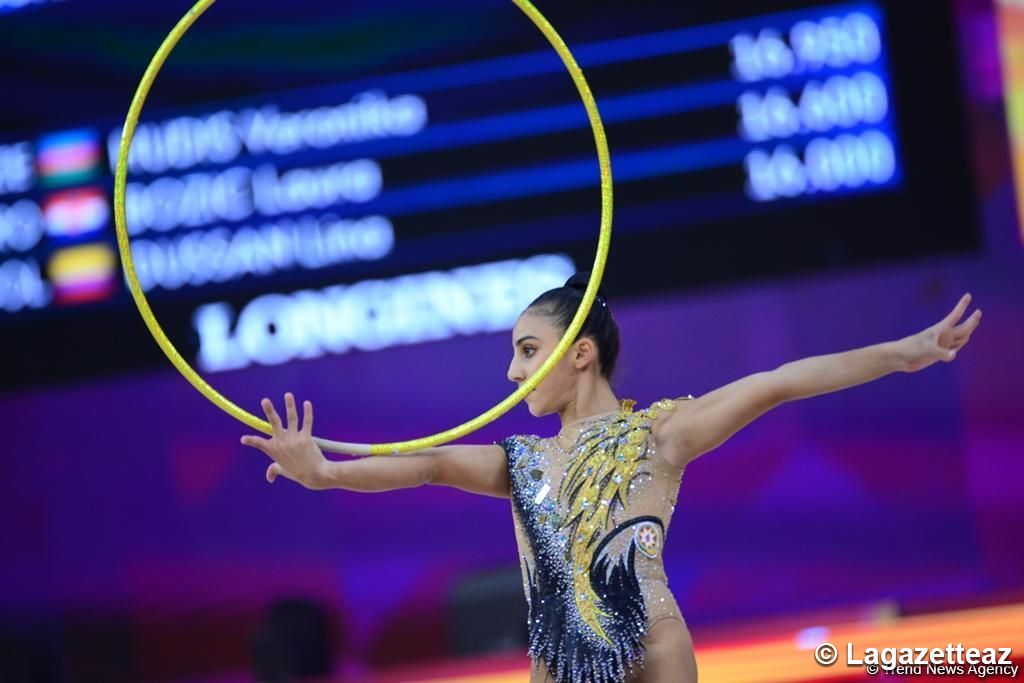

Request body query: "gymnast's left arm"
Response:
[653, 293, 983, 467]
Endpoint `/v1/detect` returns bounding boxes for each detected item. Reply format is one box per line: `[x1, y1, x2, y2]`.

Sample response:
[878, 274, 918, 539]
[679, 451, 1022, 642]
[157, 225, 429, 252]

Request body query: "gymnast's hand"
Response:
[240, 392, 331, 490]
[898, 293, 982, 373]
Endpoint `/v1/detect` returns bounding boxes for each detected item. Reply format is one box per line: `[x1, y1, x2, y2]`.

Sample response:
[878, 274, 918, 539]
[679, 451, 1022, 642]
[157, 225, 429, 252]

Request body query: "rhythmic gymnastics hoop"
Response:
[113, 0, 613, 455]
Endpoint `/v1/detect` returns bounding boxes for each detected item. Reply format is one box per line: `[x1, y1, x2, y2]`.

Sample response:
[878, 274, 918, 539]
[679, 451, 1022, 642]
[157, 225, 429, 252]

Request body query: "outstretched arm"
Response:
[240, 393, 510, 498]
[321, 442, 510, 498]
[654, 293, 983, 467]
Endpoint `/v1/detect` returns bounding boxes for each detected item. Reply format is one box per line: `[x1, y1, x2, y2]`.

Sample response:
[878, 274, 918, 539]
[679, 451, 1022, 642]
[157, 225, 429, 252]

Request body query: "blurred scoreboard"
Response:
[0, 0, 979, 387]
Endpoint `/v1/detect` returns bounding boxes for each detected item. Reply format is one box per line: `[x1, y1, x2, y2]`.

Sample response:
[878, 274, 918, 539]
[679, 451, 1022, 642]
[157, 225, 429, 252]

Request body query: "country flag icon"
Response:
[36, 129, 104, 188]
[47, 242, 119, 305]
[43, 187, 110, 238]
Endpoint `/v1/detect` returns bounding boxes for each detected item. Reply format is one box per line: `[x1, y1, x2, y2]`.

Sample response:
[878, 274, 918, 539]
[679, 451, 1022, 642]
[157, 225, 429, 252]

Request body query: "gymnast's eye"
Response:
[523, 346, 536, 358]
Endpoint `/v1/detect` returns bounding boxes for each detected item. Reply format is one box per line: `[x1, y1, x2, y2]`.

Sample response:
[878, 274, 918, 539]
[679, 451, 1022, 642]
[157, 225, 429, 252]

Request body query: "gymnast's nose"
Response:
[507, 358, 523, 385]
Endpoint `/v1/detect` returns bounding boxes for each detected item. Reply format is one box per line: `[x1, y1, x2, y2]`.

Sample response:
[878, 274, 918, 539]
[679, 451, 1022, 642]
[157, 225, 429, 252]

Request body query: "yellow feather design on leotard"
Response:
[558, 398, 679, 644]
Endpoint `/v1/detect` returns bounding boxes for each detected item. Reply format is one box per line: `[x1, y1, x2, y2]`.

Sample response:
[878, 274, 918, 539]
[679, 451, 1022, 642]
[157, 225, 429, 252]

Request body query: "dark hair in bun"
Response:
[526, 271, 621, 379]
[564, 272, 609, 305]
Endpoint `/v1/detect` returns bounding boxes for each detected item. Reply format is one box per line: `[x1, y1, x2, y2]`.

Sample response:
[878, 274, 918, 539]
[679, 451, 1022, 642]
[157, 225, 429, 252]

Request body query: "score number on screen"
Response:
[731, 10, 899, 202]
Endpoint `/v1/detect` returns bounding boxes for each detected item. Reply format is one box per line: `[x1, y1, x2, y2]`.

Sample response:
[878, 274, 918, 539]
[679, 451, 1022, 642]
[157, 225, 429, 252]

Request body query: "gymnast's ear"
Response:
[572, 337, 600, 371]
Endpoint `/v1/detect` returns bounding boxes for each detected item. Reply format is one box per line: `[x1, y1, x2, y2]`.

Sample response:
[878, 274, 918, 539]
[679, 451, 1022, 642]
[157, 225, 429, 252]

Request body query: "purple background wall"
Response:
[3, 250, 1021, 676]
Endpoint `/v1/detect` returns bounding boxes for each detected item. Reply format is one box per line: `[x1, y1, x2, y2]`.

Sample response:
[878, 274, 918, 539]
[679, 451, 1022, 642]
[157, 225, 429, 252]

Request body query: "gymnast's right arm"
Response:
[322, 442, 509, 498]
[239, 393, 510, 499]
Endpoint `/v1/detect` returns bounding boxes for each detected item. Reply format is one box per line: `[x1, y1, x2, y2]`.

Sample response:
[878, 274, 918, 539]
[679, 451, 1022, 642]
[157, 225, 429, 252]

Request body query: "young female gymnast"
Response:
[240, 274, 982, 683]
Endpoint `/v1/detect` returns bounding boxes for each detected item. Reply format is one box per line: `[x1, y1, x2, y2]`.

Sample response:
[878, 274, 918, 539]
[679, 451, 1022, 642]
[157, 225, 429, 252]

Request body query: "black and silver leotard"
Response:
[498, 396, 692, 683]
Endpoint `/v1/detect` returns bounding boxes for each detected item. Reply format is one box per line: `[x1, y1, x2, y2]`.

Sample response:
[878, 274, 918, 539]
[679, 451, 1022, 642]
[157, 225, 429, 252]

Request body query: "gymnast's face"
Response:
[508, 310, 591, 417]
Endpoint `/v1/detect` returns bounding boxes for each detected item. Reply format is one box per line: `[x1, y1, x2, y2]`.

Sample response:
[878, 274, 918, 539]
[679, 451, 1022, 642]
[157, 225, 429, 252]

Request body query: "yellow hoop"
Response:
[113, 0, 613, 455]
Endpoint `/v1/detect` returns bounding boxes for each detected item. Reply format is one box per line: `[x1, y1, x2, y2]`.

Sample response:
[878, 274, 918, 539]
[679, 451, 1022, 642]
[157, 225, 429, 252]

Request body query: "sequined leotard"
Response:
[498, 396, 692, 683]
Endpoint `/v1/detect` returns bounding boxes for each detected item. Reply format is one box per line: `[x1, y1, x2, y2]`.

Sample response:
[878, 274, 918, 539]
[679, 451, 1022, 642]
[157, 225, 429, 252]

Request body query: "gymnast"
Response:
[240, 273, 982, 683]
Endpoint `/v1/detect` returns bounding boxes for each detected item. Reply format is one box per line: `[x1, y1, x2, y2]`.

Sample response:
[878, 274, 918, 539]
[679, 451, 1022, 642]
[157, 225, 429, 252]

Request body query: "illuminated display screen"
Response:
[0, 0, 979, 388]
[0, 0, 61, 15]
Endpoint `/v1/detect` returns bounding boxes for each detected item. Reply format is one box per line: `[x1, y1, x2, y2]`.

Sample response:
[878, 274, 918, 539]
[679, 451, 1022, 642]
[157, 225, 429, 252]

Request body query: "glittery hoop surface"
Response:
[113, 0, 613, 455]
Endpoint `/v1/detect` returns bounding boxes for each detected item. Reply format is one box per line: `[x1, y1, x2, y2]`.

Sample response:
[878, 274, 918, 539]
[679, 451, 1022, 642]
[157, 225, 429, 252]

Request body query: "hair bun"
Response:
[564, 271, 608, 304]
